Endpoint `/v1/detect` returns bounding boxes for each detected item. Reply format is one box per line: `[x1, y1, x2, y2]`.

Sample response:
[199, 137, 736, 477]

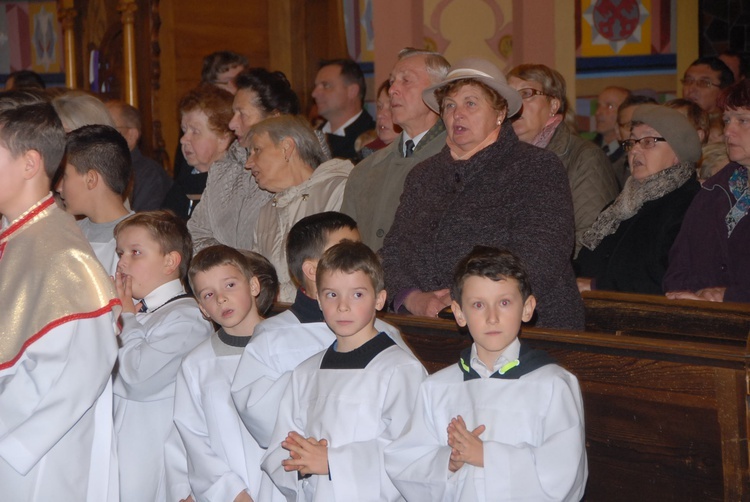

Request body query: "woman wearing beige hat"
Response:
[380, 57, 584, 330]
[575, 104, 701, 294]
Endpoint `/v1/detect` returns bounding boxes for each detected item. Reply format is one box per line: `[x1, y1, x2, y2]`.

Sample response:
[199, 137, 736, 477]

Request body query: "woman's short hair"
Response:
[433, 78, 508, 115]
[506, 64, 568, 117]
[178, 84, 234, 137]
[664, 98, 710, 145]
[52, 91, 115, 132]
[718, 78, 750, 111]
[248, 115, 325, 169]
[235, 68, 300, 116]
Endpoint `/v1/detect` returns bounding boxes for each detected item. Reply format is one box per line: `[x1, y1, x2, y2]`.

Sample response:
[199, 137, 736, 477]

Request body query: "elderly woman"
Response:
[575, 105, 701, 294]
[665, 79, 750, 302]
[162, 84, 234, 220]
[507, 65, 619, 256]
[187, 68, 304, 252]
[380, 58, 584, 330]
[246, 115, 353, 301]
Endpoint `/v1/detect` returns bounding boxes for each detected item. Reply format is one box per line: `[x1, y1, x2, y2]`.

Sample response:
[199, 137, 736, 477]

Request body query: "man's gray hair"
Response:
[397, 48, 450, 85]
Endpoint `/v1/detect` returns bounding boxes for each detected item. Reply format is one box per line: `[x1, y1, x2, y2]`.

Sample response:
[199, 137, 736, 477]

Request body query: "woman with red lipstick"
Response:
[665, 79, 750, 302]
[380, 58, 585, 330]
[575, 105, 701, 295]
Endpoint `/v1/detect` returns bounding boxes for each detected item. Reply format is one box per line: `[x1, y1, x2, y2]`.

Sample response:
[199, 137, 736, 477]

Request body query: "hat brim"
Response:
[422, 71, 522, 118]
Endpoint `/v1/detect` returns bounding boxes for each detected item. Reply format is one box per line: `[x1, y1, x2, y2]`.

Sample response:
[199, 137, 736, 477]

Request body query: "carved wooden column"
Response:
[118, 0, 139, 107]
[57, 0, 77, 89]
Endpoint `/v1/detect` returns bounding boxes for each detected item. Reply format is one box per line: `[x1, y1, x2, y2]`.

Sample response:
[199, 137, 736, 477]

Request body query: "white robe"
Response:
[231, 310, 413, 448]
[114, 281, 213, 502]
[261, 343, 426, 502]
[384, 358, 588, 501]
[0, 316, 120, 501]
[77, 213, 132, 276]
[171, 334, 285, 502]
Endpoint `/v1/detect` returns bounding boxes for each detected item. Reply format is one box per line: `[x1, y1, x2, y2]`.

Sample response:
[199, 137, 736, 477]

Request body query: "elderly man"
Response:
[594, 86, 630, 163]
[313, 59, 374, 161]
[340, 48, 450, 251]
[106, 100, 172, 211]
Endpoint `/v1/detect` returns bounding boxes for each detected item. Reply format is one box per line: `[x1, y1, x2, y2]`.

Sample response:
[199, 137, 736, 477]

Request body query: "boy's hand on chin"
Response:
[114, 271, 139, 315]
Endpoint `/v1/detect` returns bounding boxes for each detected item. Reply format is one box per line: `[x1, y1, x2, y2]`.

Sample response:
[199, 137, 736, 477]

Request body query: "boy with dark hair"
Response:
[262, 241, 426, 500]
[385, 246, 588, 501]
[112, 210, 213, 502]
[232, 212, 412, 449]
[168, 245, 284, 502]
[0, 92, 121, 500]
[58, 124, 133, 274]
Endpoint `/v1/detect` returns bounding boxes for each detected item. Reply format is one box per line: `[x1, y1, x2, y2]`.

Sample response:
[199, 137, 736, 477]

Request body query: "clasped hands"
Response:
[281, 431, 329, 476]
[447, 415, 485, 472]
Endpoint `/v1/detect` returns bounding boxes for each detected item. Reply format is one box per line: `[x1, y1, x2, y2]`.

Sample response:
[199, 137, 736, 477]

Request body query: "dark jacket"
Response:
[575, 177, 700, 294]
[324, 111, 375, 161]
[664, 163, 750, 302]
[161, 168, 208, 221]
[380, 125, 585, 331]
[131, 147, 173, 212]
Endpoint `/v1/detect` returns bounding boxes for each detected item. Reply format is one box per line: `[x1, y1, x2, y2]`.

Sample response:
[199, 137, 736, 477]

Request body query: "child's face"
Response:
[193, 264, 259, 336]
[56, 163, 89, 216]
[317, 269, 386, 349]
[452, 276, 535, 366]
[0, 143, 27, 218]
[116, 226, 176, 299]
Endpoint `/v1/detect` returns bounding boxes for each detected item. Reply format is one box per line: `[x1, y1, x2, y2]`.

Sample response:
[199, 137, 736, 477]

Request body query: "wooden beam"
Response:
[118, 0, 139, 107]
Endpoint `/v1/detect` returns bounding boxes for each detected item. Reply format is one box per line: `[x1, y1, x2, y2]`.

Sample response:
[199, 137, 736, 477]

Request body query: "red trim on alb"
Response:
[0, 298, 122, 371]
[0, 196, 55, 242]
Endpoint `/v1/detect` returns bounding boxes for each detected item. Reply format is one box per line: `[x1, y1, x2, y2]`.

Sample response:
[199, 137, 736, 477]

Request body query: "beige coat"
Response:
[252, 158, 353, 302]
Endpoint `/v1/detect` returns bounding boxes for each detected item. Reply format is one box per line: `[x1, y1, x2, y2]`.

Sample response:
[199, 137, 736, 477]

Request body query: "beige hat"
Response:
[631, 104, 702, 163]
[422, 57, 522, 118]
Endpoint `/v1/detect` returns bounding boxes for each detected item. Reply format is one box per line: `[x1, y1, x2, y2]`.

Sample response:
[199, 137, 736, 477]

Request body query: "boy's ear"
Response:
[375, 289, 387, 312]
[451, 300, 467, 327]
[163, 251, 182, 276]
[197, 303, 212, 322]
[522, 295, 537, 323]
[249, 276, 261, 298]
[301, 258, 318, 284]
[85, 169, 98, 190]
[21, 149, 44, 180]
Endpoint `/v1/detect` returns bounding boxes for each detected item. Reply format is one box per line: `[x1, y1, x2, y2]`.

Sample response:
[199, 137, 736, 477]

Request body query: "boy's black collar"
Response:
[217, 327, 252, 348]
[459, 341, 555, 381]
[320, 332, 395, 369]
[289, 288, 325, 324]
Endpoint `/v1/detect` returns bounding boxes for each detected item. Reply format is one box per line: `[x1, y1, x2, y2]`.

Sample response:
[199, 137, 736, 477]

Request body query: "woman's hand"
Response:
[576, 278, 592, 293]
[404, 289, 452, 317]
[666, 287, 725, 302]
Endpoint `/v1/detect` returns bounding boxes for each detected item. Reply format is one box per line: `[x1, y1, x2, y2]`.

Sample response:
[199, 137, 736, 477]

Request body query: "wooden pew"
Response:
[582, 290, 750, 346]
[378, 312, 750, 501]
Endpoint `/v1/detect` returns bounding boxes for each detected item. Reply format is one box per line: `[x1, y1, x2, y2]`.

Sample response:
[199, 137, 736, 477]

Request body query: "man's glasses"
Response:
[680, 78, 721, 89]
[517, 88, 547, 100]
[621, 137, 667, 151]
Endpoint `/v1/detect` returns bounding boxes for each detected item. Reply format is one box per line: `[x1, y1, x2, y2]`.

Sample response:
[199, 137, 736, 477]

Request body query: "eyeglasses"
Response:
[680, 78, 721, 89]
[621, 137, 668, 151]
[517, 88, 547, 100]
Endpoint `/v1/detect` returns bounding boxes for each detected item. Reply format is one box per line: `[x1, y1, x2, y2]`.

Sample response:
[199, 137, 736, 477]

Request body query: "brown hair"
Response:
[434, 78, 508, 115]
[114, 210, 193, 279]
[178, 84, 234, 137]
[316, 240, 384, 293]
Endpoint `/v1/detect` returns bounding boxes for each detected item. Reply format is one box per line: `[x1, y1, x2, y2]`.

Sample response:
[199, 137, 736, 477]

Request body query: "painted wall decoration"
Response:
[0, 1, 63, 81]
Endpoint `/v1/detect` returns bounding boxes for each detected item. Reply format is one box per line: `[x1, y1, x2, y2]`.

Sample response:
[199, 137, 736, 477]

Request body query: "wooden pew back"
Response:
[379, 312, 750, 501]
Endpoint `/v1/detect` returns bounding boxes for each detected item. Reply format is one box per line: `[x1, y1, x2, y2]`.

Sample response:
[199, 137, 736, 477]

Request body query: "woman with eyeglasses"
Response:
[664, 79, 750, 302]
[507, 64, 619, 257]
[575, 105, 701, 294]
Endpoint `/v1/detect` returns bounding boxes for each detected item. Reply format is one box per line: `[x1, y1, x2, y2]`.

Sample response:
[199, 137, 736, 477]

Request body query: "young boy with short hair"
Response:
[0, 91, 121, 500]
[262, 241, 427, 501]
[169, 245, 285, 502]
[57, 124, 133, 275]
[385, 246, 588, 501]
[112, 210, 213, 502]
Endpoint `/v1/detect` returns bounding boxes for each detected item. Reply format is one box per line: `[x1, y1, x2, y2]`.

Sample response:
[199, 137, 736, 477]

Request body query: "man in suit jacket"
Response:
[313, 59, 374, 161]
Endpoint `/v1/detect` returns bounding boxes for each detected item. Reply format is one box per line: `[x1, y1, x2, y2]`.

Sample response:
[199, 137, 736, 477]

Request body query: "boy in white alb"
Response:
[57, 124, 133, 275]
[0, 92, 121, 501]
[113, 210, 213, 502]
[262, 241, 426, 501]
[170, 245, 284, 502]
[385, 246, 588, 501]
[232, 212, 411, 448]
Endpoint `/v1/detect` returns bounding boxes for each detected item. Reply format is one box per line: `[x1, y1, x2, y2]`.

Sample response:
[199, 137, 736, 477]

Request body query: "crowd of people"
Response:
[1, 45, 749, 501]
